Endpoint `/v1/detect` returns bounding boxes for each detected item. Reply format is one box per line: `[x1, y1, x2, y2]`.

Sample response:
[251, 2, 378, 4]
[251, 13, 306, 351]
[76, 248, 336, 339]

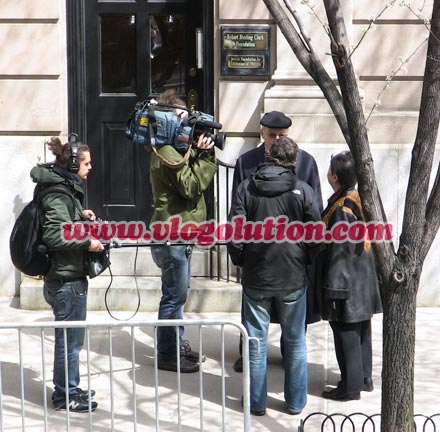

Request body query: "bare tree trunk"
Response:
[381, 272, 419, 432]
[261, 0, 351, 143]
[322, 0, 395, 282]
[380, 4, 440, 428]
[406, 0, 440, 261]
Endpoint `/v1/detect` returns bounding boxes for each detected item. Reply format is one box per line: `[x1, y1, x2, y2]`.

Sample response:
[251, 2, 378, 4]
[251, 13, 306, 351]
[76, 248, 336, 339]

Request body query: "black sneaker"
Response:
[251, 409, 266, 416]
[77, 388, 96, 399]
[158, 356, 200, 373]
[54, 394, 98, 412]
[181, 340, 206, 363]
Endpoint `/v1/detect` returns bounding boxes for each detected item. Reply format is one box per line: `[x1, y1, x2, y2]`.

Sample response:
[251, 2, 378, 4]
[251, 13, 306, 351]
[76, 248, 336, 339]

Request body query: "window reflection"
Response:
[150, 15, 185, 94]
[101, 15, 136, 93]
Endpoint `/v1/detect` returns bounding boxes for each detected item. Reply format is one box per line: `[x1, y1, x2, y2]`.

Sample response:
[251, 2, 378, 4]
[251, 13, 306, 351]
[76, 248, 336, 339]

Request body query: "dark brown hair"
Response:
[46, 137, 90, 169]
[265, 136, 298, 170]
[157, 89, 186, 110]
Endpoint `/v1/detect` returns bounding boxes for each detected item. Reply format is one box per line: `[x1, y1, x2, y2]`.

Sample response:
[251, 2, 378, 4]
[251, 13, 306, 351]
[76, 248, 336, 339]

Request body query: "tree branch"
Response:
[323, 0, 396, 279]
[366, 37, 428, 124]
[283, 0, 329, 55]
[402, 0, 440, 262]
[261, 0, 351, 144]
[349, 1, 398, 60]
[283, 0, 313, 53]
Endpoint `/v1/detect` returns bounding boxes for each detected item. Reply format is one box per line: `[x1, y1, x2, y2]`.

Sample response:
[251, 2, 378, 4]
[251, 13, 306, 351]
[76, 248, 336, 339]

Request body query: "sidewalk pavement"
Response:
[0, 296, 439, 431]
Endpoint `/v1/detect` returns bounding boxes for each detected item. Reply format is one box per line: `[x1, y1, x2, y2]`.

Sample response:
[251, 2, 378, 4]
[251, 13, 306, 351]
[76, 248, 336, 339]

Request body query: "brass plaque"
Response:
[221, 26, 270, 77]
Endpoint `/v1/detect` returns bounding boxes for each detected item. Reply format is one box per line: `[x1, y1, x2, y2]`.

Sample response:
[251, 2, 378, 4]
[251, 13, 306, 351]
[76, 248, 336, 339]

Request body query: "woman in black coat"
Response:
[317, 151, 382, 401]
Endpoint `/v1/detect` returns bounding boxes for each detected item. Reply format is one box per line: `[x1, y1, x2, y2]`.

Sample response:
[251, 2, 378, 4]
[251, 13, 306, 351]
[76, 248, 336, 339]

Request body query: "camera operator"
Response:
[149, 90, 218, 373]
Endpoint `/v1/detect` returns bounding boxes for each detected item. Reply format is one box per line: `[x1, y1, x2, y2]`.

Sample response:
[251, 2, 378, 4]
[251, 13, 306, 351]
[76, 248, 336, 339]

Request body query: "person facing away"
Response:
[231, 110, 323, 373]
[317, 150, 382, 401]
[228, 137, 321, 416]
[149, 90, 218, 373]
[30, 136, 104, 412]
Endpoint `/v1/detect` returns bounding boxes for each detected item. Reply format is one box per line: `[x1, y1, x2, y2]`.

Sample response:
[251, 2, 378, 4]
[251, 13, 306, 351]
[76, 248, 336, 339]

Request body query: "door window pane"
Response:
[150, 15, 185, 94]
[101, 15, 137, 93]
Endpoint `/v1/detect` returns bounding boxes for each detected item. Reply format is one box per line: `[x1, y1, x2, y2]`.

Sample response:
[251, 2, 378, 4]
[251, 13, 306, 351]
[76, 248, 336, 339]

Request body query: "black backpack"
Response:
[10, 184, 75, 276]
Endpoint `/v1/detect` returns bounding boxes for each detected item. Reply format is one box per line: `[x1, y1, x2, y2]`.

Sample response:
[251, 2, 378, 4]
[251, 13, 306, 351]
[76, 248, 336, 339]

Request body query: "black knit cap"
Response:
[260, 111, 292, 129]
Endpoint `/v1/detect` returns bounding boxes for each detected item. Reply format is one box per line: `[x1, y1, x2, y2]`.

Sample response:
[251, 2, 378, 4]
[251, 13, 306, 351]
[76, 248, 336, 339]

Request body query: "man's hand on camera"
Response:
[196, 133, 214, 151]
[195, 133, 215, 158]
[89, 238, 105, 252]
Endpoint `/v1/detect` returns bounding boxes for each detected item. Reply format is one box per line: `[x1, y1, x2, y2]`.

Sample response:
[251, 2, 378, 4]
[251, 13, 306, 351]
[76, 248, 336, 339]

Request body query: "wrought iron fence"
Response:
[210, 160, 240, 282]
[298, 412, 440, 431]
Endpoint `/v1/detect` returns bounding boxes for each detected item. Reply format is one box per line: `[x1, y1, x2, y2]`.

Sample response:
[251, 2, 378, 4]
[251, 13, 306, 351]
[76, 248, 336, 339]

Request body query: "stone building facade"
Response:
[1, 0, 439, 305]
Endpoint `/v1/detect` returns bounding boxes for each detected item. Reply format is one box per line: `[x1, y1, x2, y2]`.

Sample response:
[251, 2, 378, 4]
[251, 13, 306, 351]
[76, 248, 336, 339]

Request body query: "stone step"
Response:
[106, 247, 218, 276]
[19, 275, 242, 313]
[100, 245, 230, 277]
[19, 242, 241, 313]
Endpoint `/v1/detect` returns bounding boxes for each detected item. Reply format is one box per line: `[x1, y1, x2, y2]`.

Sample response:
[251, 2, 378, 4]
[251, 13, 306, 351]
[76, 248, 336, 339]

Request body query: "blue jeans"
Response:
[243, 286, 307, 413]
[44, 278, 88, 404]
[151, 244, 192, 361]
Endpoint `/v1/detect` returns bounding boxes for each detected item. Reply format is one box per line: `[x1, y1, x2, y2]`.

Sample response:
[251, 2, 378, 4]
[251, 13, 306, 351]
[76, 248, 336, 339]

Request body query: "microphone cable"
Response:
[104, 242, 142, 321]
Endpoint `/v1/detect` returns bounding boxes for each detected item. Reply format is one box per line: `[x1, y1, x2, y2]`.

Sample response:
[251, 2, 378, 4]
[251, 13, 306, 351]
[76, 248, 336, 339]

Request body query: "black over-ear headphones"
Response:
[67, 133, 80, 174]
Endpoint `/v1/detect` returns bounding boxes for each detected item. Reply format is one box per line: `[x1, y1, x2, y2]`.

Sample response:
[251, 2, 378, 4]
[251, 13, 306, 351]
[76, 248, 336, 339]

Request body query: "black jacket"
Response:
[316, 187, 383, 323]
[232, 145, 323, 212]
[228, 164, 321, 291]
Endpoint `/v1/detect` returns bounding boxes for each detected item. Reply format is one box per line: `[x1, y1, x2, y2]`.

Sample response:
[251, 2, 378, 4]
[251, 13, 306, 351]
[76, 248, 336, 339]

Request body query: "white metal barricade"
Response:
[0, 319, 251, 432]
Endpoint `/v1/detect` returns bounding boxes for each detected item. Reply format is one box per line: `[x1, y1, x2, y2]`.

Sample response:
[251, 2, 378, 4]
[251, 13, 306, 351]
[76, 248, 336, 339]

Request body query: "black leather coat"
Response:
[316, 188, 383, 323]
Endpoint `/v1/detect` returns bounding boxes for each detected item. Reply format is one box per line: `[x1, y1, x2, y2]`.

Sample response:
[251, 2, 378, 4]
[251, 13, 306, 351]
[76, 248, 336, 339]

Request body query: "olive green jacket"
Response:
[30, 164, 91, 281]
[149, 145, 218, 225]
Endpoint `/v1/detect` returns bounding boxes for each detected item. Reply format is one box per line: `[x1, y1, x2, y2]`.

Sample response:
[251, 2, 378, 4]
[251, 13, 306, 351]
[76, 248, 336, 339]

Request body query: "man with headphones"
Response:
[30, 135, 104, 413]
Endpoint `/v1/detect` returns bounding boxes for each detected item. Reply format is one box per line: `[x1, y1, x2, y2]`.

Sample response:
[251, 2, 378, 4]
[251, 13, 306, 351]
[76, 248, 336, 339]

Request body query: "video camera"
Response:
[125, 99, 226, 153]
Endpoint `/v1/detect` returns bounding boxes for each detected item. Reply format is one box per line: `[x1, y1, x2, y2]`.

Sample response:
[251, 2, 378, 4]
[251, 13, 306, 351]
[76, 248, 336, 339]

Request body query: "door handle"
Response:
[196, 28, 203, 69]
[188, 89, 198, 110]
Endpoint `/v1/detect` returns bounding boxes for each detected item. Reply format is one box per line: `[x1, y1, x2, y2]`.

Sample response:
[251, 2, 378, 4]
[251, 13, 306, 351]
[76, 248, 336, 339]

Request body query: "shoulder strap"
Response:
[35, 184, 71, 200]
[35, 184, 83, 215]
[151, 145, 192, 169]
[148, 110, 193, 169]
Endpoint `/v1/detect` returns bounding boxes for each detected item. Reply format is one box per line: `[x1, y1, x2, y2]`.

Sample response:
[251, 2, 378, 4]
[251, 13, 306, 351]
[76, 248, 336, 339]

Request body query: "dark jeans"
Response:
[151, 244, 192, 361]
[44, 278, 88, 403]
[330, 319, 372, 394]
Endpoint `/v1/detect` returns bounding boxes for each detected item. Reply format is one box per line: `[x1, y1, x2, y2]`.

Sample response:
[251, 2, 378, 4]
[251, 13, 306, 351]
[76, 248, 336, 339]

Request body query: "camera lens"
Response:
[213, 132, 226, 151]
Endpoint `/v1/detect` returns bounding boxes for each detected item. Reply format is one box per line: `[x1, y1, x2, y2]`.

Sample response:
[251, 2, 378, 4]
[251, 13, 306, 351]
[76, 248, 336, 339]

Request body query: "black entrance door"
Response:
[73, 0, 211, 222]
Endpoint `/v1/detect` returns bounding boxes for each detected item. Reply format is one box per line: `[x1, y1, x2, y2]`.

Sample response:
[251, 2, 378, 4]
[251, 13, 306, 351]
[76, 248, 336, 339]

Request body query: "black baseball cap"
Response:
[260, 111, 292, 129]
